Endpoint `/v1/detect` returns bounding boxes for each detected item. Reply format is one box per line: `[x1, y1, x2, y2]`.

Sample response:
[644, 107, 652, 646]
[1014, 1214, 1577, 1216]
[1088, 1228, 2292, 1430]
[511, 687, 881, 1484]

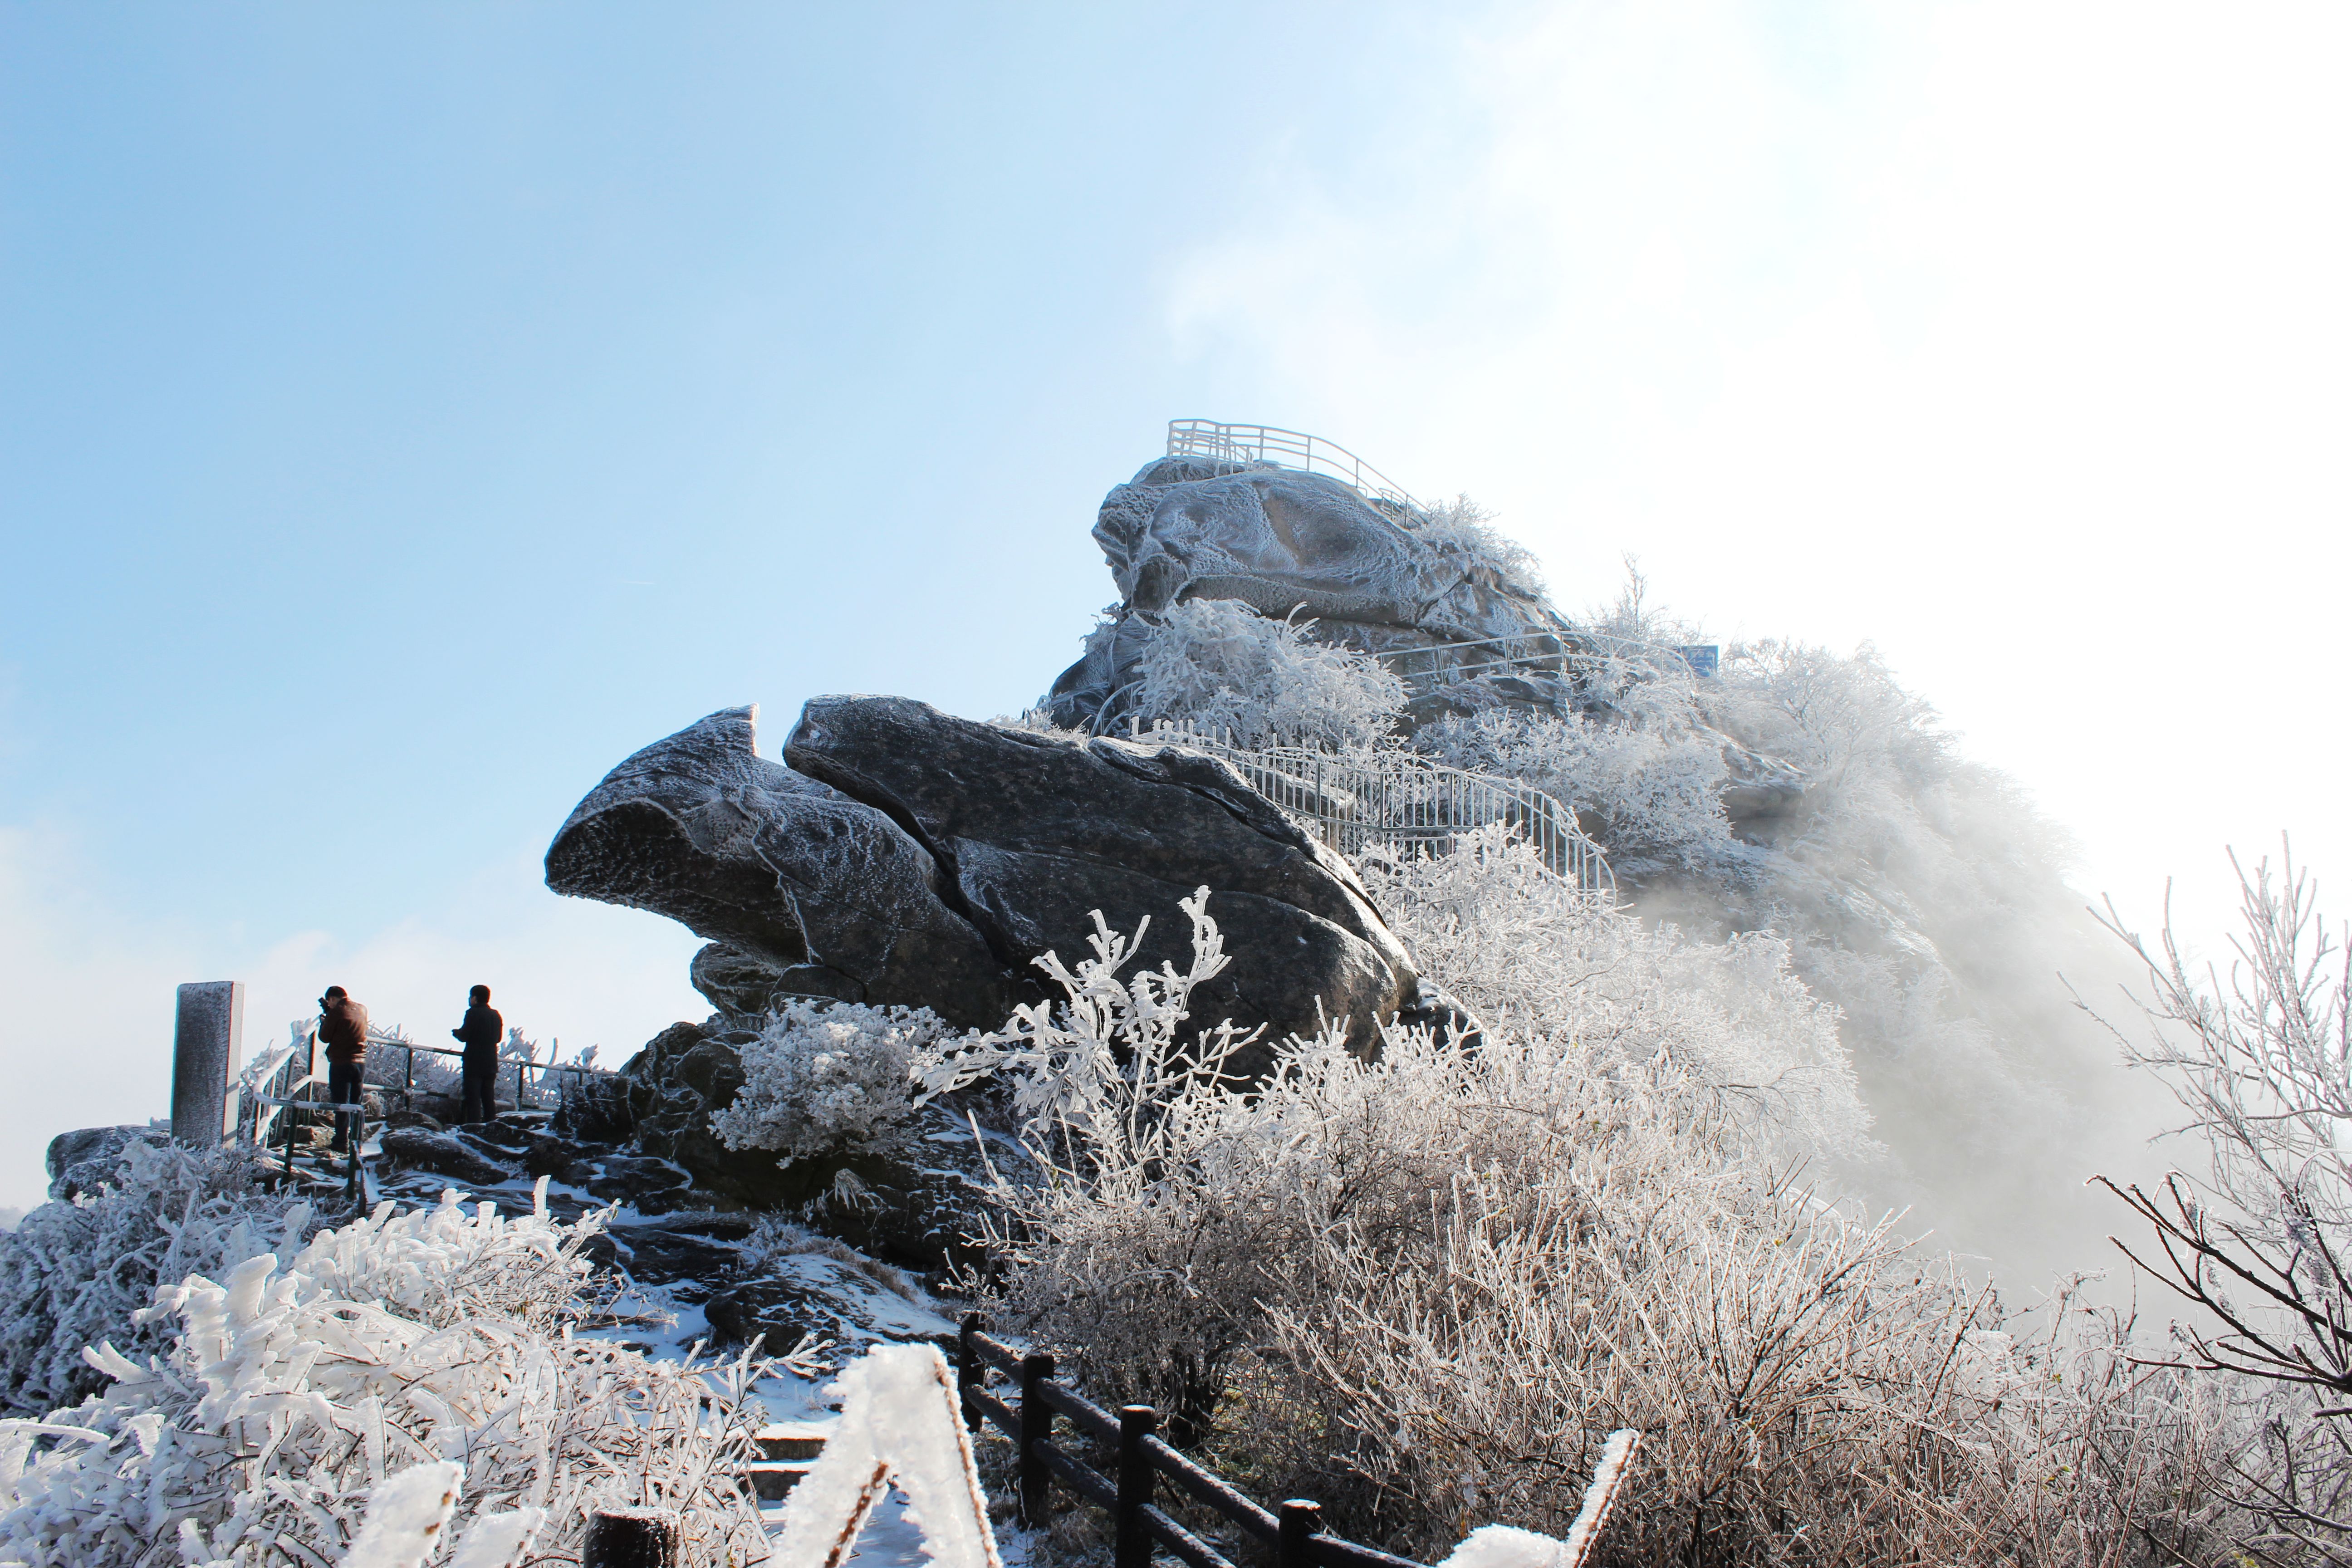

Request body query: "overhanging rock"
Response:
[549, 698, 1447, 1070]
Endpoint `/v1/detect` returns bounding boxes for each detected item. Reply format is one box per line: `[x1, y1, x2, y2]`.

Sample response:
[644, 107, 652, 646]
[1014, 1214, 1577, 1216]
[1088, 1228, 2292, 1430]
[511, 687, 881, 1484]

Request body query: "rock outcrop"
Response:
[545, 706, 1010, 1028]
[45, 1125, 167, 1201]
[611, 1017, 1001, 1269]
[549, 698, 1443, 1067]
[1047, 455, 1585, 735]
[1040, 450, 1813, 844]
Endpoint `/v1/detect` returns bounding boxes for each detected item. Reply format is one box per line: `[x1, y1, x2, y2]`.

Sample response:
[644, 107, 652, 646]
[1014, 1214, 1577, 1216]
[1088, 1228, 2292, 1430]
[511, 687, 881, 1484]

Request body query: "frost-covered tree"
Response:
[1359, 828, 1872, 1171]
[2091, 846, 2352, 1556]
[1128, 598, 1405, 749]
[1410, 494, 1548, 599]
[1423, 586, 2158, 1281]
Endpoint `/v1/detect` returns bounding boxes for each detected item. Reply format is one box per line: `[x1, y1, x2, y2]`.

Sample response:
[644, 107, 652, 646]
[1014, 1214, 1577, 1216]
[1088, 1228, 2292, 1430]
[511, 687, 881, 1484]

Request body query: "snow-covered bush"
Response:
[1420, 707, 1743, 881]
[1359, 827, 1872, 1169]
[711, 1000, 955, 1162]
[0, 1184, 769, 1568]
[914, 889, 1255, 1150]
[0, 1142, 310, 1420]
[1129, 598, 1405, 750]
[1408, 495, 1547, 598]
[947, 896, 2237, 1564]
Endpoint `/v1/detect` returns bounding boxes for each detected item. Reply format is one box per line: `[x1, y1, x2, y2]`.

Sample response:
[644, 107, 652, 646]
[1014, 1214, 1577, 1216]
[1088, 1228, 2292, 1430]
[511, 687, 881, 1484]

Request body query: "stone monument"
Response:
[171, 980, 245, 1145]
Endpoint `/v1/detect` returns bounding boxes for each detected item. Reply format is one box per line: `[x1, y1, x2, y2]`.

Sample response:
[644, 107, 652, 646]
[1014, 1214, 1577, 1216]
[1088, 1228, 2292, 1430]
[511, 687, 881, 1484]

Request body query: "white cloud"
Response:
[1161, 0, 2352, 941]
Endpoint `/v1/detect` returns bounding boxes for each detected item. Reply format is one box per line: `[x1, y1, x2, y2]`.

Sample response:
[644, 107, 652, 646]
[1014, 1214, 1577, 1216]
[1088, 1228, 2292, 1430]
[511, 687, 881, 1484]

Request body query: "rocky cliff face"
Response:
[547, 697, 1452, 1072]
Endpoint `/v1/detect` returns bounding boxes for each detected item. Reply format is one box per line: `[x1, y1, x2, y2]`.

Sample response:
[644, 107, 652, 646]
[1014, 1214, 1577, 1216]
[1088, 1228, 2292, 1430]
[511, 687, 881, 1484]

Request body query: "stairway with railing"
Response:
[1165, 420, 1422, 514]
[1132, 720, 1615, 899]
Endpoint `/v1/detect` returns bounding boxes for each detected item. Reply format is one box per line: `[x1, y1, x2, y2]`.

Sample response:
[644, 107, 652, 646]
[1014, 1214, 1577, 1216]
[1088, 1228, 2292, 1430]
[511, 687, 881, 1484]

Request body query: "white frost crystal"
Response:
[0, 1183, 767, 1568]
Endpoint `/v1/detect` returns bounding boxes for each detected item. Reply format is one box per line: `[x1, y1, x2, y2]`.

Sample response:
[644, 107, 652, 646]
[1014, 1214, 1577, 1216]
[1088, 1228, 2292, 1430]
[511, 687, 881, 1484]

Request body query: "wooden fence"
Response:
[955, 1315, 1637, 1568]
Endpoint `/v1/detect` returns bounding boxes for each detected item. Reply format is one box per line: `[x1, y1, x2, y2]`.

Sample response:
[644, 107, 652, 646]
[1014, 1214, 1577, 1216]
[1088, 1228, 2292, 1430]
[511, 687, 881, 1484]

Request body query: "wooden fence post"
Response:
[1116, 1405, 1157, 1568]
[1018, 1351, 1056, 1527]
[958, 1314, 984, 1432]
[583, 1508, 678, 1568]
[1279, 1500, 1324, 1568]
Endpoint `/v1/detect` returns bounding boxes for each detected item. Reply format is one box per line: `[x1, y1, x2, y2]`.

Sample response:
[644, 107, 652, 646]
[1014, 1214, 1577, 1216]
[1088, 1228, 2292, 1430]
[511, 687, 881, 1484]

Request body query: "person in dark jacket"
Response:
[317, 985, 370, 1154]
[452, 984, 504, 1124]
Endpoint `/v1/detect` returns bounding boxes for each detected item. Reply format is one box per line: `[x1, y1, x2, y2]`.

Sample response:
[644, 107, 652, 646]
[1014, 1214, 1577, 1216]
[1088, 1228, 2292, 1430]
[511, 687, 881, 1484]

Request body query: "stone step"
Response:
[746, 1460, 815, 1502]
[755, 1424, 828, 1462]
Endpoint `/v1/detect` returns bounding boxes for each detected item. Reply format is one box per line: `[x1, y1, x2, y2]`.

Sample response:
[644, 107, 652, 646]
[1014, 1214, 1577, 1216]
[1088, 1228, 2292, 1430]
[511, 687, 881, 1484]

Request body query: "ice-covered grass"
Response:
[932, 891, 2241, 1565]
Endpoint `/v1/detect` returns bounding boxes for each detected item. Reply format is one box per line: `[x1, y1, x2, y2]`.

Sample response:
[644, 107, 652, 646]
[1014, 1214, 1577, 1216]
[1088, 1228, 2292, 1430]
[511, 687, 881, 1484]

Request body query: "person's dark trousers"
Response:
[328, 1061, 365, 1152]
[461, 1048, 500, 1124]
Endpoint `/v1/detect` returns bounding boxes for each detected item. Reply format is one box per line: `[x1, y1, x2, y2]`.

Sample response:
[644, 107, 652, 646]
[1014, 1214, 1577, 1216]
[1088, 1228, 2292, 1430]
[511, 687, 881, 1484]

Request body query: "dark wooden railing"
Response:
[959, 1315, 1430, 1568]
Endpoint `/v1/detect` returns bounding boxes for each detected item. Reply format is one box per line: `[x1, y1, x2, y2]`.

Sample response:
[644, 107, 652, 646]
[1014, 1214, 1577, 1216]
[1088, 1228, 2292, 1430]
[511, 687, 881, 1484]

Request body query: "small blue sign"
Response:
[1675, 645, 1720, 679]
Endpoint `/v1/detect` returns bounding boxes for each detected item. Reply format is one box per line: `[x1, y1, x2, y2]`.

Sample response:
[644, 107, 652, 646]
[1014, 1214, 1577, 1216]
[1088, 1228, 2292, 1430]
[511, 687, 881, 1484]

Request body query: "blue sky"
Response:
[5, 3, 2348, 1209]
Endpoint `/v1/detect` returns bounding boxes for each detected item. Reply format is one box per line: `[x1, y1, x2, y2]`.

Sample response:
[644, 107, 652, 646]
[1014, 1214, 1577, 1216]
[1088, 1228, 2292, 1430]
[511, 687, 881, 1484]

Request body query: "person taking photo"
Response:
[317, 985, 369, 1156]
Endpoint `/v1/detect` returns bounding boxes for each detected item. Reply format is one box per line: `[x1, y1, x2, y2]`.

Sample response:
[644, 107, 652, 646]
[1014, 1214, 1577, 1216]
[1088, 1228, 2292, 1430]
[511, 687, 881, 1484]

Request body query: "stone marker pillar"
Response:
[171, 981, 245, 1145]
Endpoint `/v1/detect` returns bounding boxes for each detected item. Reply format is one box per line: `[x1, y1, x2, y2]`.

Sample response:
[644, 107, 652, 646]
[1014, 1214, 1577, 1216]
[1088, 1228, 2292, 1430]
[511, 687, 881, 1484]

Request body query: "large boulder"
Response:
[550, 697, 1443, 1066]
[787, 694, 1428, 1067]
[546, 706, 1012, 1028]
[1039, 449, 1813, 848]
[1047, 455, 1580, 735]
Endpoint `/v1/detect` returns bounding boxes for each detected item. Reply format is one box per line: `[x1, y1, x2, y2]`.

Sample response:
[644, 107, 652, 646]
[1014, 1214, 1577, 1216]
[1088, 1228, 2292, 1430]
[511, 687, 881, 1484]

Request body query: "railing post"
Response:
[958, 1313, 984, 1432]
[1117, 1406, 1157, 1568]
[583, 1508, 679, 1568]
[404, 1046, 414, 1112]
[1018, 1351, 1056, 1527]
[1278, 1500, 1324, 1568]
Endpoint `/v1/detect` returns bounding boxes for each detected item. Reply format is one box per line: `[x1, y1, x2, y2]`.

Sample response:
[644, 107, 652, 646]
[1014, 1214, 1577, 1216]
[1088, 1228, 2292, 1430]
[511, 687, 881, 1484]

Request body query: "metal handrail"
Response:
[1165, 421, 1421, 514]
[1134, 720, 1615, 899]
[1363, 629, 1720, 692]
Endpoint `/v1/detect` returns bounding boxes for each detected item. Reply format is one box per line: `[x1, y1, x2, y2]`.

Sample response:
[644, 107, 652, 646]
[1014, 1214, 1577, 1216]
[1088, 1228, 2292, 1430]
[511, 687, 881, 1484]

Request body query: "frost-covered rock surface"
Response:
[546, 704, 1011, 1028]
[1049, 458, 1589, 734]
[43, 1126, 167, 1203]
[550, 696, 1446, 1067]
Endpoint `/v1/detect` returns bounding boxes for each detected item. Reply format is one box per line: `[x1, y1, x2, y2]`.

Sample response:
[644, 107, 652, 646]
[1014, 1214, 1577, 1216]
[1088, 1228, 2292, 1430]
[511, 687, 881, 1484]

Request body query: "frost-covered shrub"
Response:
[914, 889, 1254, 1150]
[1359, 828, 1872, 1169]
[710, 1000, 954, 1162]
[1408, 495, 1547, 598]
[949, 897, 2236, 1565]
[0, 1185, 769, 1568]
[1129, 598, 1405, 749]
[1420, 706, 1742, 878]
[0, 1142, 310, 1419]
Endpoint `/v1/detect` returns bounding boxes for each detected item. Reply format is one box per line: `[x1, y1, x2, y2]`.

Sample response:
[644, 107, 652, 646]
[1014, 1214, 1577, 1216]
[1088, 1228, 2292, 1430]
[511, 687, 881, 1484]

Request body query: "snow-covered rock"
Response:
[550, 696, 1446, 1069]
[545, 705, 1013, 1029]
[43, 1125, 165, 1202]
[1047, 455, 1578, 735]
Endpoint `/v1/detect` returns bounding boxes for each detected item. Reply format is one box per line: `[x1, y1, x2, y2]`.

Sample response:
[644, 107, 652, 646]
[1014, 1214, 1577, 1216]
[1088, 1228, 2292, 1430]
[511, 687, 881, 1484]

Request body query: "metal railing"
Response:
[237, 1027, 608, 1201]
[1133, 720, 1615, 898]
[1165, 421, 1421, 514]
[1367, 629, 1720, 693]
[957, 1316, 1638, 1568]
